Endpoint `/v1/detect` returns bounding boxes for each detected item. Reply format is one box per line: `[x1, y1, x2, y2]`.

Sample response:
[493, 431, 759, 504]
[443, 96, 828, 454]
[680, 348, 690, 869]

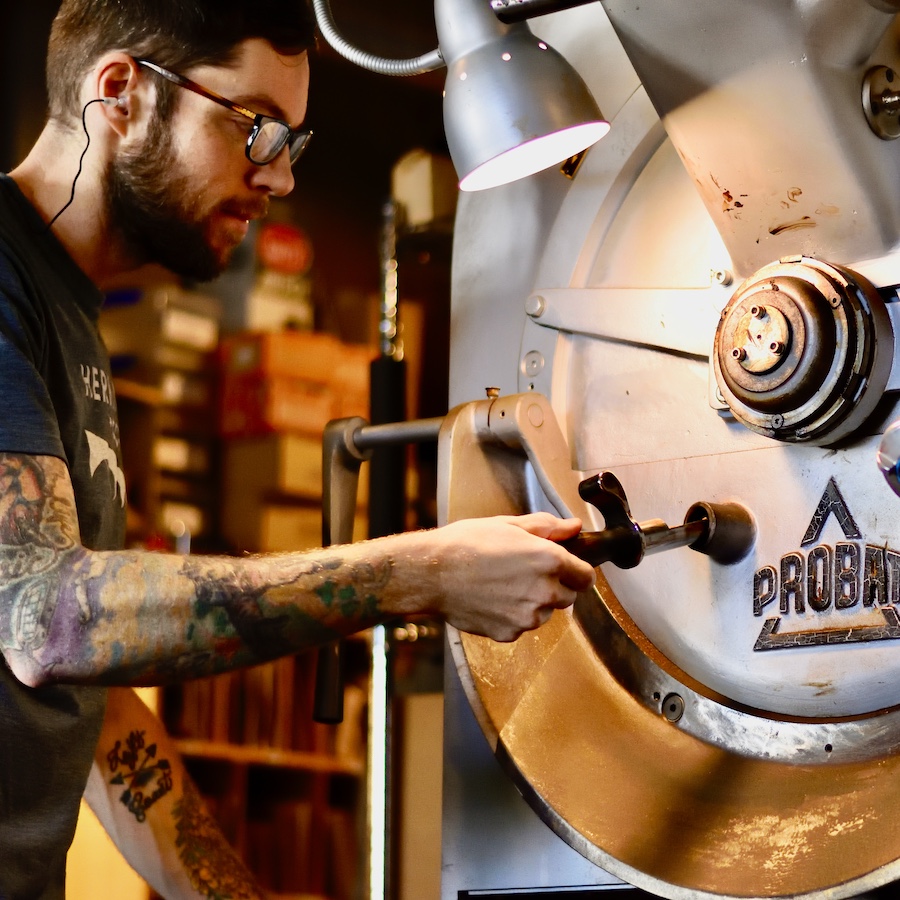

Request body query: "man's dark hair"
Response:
[47, 0, 316, 123]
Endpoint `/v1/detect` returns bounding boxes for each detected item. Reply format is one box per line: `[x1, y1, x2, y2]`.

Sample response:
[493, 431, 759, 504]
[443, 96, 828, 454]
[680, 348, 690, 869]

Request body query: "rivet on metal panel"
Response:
[522, 350, 545, 377]
[662, 693, 685, 722]
[525, 294, 546, 318]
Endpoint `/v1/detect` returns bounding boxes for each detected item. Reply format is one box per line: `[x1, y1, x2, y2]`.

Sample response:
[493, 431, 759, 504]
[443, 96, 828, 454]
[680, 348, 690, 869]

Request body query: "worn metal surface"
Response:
[440, 393, 900, 898]
[442, 2, 900, 898]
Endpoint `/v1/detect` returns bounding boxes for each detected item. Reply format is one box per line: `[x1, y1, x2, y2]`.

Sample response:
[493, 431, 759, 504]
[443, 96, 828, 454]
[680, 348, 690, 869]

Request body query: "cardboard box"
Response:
[218, 330, 340, 382]
[391, 149, 458, 230]
[219, 329, 373, 389]
[221, 500, 368, 554]
[221, 433, 368, 535]
[224, 433, 323, 498]
[102, 285, 221, 382]
[219, 375, 339, 438]
[221, 433, 370, 552]
[219, 371, 371, 439]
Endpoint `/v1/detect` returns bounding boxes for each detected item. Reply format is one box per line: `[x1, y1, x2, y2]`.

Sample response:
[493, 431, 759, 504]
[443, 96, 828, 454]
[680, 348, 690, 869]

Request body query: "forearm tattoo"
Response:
[0, 451, 400, 683]
[173, 778, 261, 899]
[180, 555, 394, 665]
[106, 728, 173, 822]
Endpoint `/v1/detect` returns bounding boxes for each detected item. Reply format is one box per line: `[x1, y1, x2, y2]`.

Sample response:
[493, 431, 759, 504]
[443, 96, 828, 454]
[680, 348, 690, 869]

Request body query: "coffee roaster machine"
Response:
[318, 1, 900, 897]
[438, 1, 900, 897]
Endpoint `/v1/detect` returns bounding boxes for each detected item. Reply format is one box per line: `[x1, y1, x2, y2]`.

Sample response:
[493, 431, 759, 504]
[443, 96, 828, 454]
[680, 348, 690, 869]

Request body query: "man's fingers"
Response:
[560, 556, 596, 591]
[507, 512, 584, 541]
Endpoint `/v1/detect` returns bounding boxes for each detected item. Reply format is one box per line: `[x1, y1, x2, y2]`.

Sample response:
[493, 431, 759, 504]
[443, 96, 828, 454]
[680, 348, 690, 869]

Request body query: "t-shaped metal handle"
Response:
[561, 472, 755, 568]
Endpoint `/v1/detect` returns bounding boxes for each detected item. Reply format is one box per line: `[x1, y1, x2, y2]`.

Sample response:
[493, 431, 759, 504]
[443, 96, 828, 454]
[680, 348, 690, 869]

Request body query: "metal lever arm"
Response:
[314, 415, 444, 724]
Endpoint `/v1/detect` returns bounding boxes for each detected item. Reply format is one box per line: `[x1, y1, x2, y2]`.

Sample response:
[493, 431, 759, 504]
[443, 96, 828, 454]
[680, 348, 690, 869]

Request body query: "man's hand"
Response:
[421, 513, 596, 642]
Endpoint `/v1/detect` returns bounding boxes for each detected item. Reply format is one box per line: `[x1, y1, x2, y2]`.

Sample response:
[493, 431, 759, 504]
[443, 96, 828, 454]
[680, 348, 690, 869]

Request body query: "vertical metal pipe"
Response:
[367, 198, 407, 900]
[369, 200, 408, 537]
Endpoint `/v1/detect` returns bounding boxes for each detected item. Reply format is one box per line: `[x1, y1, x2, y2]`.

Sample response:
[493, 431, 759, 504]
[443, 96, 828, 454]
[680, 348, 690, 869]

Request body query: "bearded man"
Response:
[0, 1, 595, 896]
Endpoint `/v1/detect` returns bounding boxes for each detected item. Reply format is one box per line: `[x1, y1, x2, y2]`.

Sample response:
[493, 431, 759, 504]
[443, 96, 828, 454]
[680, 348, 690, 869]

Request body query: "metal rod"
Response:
[642, 517, 708, 554]
[563, 517, 709, 569]
[353, 416, 444, 451]
[490, 0, 600, 24]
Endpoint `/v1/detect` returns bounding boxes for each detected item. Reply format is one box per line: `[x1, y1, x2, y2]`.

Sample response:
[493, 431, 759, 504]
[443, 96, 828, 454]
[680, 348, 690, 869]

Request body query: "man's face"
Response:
[105, 40, 310, 282]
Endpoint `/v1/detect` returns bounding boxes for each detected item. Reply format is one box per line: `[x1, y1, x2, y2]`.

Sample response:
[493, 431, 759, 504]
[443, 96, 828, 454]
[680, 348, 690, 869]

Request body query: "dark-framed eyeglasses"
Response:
[135, 58, 312, 166]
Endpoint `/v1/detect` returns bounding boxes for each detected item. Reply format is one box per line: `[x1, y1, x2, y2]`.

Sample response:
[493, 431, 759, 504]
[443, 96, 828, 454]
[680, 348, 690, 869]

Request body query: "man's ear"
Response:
[93, 54, 142, 134]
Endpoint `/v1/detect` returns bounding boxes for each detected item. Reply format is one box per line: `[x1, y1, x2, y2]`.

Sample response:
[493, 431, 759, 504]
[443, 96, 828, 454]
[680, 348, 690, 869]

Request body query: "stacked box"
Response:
[220, 433, 367, 552]
[217, 330, 371, 439]
[218, 333, 374, 552]
[102, 284, 223, 546]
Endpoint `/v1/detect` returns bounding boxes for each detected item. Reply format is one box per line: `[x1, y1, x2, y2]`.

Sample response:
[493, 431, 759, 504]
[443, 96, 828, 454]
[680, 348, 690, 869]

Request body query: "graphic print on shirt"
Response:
[85, 430, 126, 507]
[81, 361, 126, 506]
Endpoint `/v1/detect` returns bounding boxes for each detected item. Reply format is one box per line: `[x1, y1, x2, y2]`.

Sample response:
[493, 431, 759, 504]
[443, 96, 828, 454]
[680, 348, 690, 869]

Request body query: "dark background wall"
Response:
[0, 1, 450, 343]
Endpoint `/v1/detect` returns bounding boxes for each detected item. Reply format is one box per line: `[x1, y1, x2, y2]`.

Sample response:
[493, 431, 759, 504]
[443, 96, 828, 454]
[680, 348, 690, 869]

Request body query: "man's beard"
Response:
[105, 115, 241, 283]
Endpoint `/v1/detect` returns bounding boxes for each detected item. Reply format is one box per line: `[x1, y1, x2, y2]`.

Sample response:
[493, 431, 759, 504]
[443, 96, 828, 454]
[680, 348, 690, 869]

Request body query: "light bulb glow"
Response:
[458, 120, 610, 192]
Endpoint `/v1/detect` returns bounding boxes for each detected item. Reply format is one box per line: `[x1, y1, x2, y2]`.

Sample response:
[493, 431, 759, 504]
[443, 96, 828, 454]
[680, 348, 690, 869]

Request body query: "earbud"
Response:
[100, 97, 126, 108]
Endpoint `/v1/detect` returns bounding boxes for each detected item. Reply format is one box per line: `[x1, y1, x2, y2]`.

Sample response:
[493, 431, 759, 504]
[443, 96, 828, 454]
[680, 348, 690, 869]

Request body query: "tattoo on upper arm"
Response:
[0, 455, 81, 654]
[0, 454, 78, 556]
[106, 728, 173, 822]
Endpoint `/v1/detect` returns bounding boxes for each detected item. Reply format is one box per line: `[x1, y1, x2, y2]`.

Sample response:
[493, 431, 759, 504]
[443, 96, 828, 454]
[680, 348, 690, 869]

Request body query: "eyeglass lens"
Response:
[250, 120, 311, 165]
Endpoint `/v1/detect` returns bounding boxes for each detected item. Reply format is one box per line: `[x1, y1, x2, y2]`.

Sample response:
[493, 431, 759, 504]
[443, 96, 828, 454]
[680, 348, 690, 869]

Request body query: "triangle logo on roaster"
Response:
[752, 477, 900, 651]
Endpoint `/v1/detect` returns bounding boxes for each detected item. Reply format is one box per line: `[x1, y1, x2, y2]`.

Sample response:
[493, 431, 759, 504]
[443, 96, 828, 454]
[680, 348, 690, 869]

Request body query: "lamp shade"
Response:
[436, 0, 609, 191]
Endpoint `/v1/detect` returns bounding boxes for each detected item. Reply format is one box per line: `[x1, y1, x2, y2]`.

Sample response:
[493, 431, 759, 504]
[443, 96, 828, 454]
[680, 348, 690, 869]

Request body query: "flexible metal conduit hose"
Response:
[310, 0, 445, 75]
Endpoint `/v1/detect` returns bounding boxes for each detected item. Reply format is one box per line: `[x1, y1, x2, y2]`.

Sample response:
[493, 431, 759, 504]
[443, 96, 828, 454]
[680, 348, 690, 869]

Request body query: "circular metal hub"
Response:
[713, 257, 893, 444]
[863, 64, 900, 141]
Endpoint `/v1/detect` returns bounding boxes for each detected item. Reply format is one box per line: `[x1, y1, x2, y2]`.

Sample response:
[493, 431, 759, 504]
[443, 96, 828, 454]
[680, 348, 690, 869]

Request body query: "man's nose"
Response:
[250, 147, 295, 197]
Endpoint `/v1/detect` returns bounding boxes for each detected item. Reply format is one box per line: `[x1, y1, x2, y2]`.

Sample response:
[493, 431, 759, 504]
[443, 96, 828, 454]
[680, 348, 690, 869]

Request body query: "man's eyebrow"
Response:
[232, 92, 304, 129]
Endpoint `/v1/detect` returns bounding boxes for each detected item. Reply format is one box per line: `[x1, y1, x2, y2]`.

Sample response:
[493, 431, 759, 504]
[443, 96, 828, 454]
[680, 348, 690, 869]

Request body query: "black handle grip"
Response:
[313, 640, 344, 724]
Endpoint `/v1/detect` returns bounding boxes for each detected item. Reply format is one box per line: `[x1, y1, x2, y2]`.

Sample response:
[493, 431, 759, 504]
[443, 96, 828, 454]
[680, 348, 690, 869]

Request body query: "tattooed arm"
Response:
[84, 687, 265, 899]
[0, 453, 595, 688]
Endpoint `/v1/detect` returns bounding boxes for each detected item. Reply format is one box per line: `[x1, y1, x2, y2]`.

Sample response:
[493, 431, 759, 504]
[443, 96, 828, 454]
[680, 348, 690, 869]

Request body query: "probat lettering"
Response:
[754, 543, 900, 617]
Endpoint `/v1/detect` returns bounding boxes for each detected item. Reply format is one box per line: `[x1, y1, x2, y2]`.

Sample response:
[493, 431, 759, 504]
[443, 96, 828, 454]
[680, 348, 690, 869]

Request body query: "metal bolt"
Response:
[731, 347, 747, 361]
[485, 386, 501, 399]
[769, 341, 785, 355]
[712, 269, 733, 287]
[525, 294, 546, 318]
[522, 351, 545, 377]
[772, 414, 785, 429]
[662, 693, 684, 722]
[751, 305, 767, 319]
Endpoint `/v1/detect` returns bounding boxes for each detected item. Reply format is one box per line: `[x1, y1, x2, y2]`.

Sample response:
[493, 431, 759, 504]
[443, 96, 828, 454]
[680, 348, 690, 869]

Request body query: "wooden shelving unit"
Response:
[160, 652, 368, 900]
[173, 739, 364, 776]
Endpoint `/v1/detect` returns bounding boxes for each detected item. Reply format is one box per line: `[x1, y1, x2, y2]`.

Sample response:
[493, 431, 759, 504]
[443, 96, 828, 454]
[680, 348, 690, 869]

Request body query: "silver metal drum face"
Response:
[440, 393, 900, 900]
[443, 5, 900, 897]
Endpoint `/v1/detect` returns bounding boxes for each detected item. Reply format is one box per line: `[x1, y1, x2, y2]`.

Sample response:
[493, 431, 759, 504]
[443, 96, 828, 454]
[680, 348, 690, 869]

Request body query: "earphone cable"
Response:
[46, 98, 105, 231]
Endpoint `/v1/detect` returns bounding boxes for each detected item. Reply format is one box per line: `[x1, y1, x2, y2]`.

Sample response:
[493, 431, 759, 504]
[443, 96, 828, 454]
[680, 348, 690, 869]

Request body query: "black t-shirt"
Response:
[0, 174, 126, 899]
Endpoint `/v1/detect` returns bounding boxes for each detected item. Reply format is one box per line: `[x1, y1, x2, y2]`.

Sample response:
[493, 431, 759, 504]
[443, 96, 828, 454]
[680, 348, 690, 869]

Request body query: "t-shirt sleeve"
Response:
[0, 247, 65, 459]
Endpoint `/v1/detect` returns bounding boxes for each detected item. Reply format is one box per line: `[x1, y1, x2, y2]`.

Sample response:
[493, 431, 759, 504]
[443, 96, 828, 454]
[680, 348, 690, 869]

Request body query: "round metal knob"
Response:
[712, 257, 893, 444]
